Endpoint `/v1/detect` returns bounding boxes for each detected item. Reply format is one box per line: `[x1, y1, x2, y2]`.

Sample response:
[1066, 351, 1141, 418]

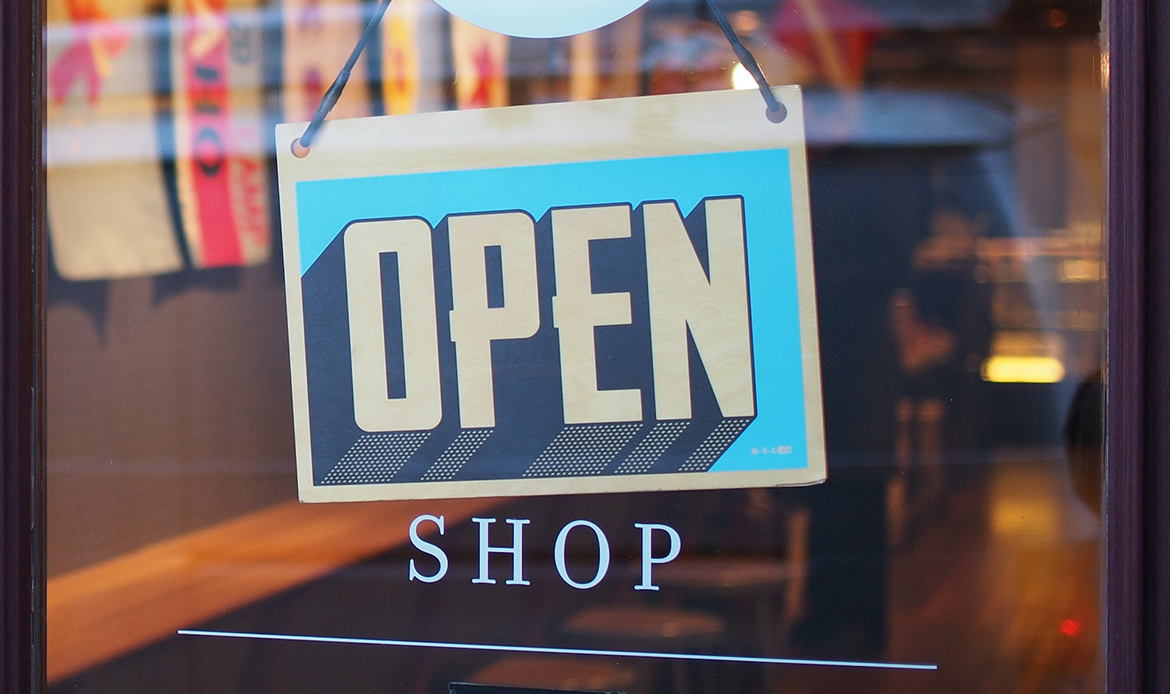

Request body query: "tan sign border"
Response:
[276, 87, 826, 502]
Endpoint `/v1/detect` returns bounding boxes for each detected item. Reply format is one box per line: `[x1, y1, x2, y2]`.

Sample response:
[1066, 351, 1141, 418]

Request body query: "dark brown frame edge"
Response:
[0, 0, 46, 687]
[1142, 0, 1170, 690]
[1106, 0, 1170, 692]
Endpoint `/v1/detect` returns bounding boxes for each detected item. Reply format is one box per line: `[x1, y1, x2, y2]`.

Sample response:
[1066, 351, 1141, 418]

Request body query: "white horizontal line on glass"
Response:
[178, 629, 939, 672]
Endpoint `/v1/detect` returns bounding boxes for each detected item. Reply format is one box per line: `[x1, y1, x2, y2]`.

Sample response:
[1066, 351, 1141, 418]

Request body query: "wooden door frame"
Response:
[0, 0, 46, 688]
[1105, 0, 1170, 691]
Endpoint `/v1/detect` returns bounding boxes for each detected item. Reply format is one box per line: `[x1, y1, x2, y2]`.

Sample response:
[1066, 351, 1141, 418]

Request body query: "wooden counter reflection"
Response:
[46, 497, 501, 683]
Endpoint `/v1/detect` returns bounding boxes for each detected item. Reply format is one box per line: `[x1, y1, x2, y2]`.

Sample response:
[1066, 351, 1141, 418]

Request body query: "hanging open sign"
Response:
[276, 87, 825, 502]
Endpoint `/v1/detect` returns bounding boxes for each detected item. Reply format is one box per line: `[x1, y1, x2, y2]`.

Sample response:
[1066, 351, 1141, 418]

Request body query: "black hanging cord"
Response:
[702, 0, 786, 121]
[296, 0, 785, 155]
[295, 0, 396, 154]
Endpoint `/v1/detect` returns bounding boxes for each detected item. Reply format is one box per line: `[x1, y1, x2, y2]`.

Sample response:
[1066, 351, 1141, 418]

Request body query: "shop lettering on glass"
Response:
[407, 514, 683, 592]
[277, 88, 827, 501]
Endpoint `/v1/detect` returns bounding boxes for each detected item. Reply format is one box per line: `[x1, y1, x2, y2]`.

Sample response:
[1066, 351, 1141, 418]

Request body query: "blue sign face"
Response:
[278, 88, 825, 501]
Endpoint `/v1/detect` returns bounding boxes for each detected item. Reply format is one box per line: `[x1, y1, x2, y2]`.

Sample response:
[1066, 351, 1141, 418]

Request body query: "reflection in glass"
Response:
[46, 0, 1104, 692]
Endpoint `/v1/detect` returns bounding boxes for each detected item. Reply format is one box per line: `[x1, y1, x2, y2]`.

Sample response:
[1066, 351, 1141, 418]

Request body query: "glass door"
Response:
[15, 0, 1141, 691]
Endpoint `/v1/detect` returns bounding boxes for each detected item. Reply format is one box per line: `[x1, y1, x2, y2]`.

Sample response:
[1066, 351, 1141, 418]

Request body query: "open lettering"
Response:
[408, 514, 681, 590]
[343, 198, 755, 431]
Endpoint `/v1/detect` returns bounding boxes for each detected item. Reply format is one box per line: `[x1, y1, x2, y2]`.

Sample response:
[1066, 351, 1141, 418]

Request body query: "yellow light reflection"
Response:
[731, 63, 755, 91]
[1059, 258, 1101, 282]
[992, 496, 1061, 541]
[981, 356, 1066, 383]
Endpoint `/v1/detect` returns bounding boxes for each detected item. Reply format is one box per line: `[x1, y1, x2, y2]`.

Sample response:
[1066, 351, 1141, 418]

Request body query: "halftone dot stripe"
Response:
[522, 423, 642, 478]
[421, 429, 493, 481]
[679, 418, 752, 472]
[615, 420, 689, 474]
[322, 432, 430, 485]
